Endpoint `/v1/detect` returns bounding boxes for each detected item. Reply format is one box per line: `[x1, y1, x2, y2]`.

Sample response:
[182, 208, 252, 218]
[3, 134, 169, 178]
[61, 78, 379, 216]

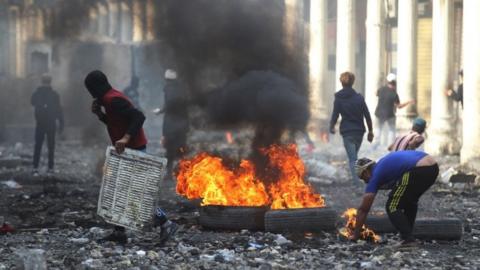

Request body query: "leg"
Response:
[342, 136, 359, 183]
[404, 202, 418, 229]
[33, 125, 45, 169]
[377, 119, 386, 146]
[387, 117, 397, 146]
[46, 126, 56, 170]
[386, 172, 415, 241]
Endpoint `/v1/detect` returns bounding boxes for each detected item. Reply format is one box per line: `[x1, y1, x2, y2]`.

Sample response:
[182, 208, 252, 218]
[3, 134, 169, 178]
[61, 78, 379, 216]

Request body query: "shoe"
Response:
[32, 169, 39, 177]
[100, 230, 127, 244]
[159, 222, 178, 243]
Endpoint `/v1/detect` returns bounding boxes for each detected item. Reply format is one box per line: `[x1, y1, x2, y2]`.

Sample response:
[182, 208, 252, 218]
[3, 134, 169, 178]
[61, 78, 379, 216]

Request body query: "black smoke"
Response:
[208, 70, 309, 147]
[155, 0, 307, 97]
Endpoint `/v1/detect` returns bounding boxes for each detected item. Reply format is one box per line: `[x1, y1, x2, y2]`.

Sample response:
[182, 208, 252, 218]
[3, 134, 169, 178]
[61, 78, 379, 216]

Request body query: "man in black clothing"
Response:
[31, 74, 64, 175]
[330, 72, 374, 184]
[155, 69, 189, 180]
[446, 69, 463, 108]
[374, 73, 414, 147]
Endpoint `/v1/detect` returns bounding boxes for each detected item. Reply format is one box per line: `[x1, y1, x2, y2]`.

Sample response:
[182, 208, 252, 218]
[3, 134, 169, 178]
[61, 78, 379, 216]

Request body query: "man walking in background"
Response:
[388, 117, 427, 151]
[154, 69, 189, 181]
[330, 72, 374, 185]
[84, 70, 177, 244]
[374, 73, 415, 147]
[31, 74, 64, 175]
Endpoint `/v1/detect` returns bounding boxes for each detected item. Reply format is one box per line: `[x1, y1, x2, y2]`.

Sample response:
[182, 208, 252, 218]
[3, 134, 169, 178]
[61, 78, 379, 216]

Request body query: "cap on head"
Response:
[41, 74, 52, 85]
[412, 117, 427, 132]
[355, 158, 375, 178]
[165, 69, 177, 80]
[386, 73, 396, 82]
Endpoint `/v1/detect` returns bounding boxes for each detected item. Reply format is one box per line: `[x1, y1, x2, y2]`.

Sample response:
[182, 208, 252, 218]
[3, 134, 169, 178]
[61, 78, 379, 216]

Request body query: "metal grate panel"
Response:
[97, 147, 167, 231]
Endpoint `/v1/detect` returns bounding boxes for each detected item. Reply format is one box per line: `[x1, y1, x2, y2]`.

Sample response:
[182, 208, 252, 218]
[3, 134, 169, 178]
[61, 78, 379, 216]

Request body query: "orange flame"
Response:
[339, 208, 380, 242]
[176, 144, 325, 209]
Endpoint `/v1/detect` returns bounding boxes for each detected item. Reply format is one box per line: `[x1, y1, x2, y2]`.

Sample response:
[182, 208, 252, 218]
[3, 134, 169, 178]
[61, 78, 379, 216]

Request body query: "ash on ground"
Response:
[1, 133, 479, 270]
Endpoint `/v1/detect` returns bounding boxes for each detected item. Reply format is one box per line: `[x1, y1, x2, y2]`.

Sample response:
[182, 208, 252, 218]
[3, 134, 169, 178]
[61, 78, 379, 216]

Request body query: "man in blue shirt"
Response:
[351, 151, 439, 245]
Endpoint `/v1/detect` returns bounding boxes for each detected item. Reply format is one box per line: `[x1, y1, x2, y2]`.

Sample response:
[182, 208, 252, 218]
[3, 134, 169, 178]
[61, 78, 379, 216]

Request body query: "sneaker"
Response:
[100, 230, 127, 244]
[159, 222, 178, 243]
[32, 169, 39, 177]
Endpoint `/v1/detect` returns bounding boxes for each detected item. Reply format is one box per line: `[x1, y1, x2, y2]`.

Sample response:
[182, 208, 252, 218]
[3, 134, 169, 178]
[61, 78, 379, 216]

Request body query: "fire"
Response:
[176, 144, 325, 209]
[339, 208, 380, 242]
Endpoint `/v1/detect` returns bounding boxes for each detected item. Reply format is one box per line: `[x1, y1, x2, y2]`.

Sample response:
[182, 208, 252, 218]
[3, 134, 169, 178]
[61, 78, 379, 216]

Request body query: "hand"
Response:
[409, 100, 416, 105]
[445, 89, 453, 96]
[115, 135, 131, 154]
[367, 131, 374, 143]
[348, 234, 359, 242]
[91, 100, 102, 115]
[329, 127, 335, 134]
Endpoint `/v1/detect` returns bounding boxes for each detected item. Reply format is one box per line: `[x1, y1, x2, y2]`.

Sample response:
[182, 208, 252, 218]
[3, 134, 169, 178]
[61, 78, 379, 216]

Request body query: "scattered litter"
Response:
[1, 180, 22, 189]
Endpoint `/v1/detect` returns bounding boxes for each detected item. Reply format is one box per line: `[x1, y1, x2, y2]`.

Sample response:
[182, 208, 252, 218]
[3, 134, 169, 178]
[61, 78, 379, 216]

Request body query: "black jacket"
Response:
[162, 80, 189, 137]
[329, 87, 372, 136]
[31, 86, 64, 130]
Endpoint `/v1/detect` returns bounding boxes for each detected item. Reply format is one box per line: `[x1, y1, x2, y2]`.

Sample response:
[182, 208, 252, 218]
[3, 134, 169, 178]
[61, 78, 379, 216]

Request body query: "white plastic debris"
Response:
[15, 249, 47, 270]
[440, 167, 457, 184]
[136, 250, 146, 257]
[69, 237, 90, 244]
[1, 179, 22, 189]
[217, 249, 235, 262]
[274, 234, 292, 246]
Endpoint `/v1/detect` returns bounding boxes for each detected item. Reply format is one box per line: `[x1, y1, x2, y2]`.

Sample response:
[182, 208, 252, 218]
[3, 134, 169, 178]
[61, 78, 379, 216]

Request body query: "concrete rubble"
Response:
[0, 137, 479, 269]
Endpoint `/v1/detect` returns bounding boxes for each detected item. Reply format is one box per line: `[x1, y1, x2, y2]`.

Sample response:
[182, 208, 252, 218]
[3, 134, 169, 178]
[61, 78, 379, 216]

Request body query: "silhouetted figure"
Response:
[156, 69, 189, 180]
[124, 75, 141, 108]
[31, 74, 64, 175]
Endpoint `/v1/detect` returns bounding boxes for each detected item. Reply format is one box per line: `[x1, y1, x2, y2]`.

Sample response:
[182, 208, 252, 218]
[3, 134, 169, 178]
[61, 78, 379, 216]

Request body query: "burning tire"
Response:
[264, 207, 337, 233]
[199, 205, 268, 231]
[365, 216, 463, 240]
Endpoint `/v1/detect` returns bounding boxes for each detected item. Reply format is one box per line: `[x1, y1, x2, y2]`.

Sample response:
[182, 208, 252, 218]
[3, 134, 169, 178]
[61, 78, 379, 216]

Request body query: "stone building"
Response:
[1, 0, 479, 167]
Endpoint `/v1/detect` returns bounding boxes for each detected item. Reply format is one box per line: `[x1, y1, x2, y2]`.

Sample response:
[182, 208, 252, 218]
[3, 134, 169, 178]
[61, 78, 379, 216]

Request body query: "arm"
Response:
[329, 99, 339, 133]
[110, 97, 146, 137]
[362, 99, 374, 142]
[92, 100, 107, 124]
[352, 193, 376, 240]
[55, 93, 64, 132]
[406, 135, 424, 150]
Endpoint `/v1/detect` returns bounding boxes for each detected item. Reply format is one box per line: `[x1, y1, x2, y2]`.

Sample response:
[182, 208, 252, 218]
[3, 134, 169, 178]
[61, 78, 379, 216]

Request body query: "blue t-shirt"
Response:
[365, 151, 428, 193]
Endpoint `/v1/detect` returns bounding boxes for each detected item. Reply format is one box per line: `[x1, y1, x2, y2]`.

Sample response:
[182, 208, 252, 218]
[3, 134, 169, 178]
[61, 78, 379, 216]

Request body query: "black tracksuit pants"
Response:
[33, 124, 56, 169]
[386, 164, 439, 241]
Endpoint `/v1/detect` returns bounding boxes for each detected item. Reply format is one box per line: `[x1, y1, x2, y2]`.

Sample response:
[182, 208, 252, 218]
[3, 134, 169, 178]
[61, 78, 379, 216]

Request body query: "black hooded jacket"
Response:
[84, 70, 146, 137]
[330, 87, 373, 136]
[31, 86, 64, 129]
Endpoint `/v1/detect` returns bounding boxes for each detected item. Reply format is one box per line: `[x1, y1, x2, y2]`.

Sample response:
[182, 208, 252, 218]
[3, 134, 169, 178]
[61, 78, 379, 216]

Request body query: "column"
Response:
[145, 0, 156, 41]
[132, 0, 144, 42]
[396, 0, 418, 129]
[107, 0, 120, 40]
[284, 0, 304, 55]
[461, 0, 480, 164]
[364, 0, 386, 114]
[426, 0, 460, 155]
[120, 1, 132, 42]
[88, 6, 99, 35]
[308, 0, 329, 136]
[97, 3, 108, 36]
[335, 0, 356, 90]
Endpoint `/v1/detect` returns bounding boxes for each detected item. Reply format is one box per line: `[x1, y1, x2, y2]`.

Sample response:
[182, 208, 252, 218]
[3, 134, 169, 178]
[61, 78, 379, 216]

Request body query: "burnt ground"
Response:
[0, 133, 479, 270]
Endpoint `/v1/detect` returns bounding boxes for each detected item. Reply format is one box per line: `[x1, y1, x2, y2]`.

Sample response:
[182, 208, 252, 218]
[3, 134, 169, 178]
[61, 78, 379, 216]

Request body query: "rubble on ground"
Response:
[1, 137, 479, 269]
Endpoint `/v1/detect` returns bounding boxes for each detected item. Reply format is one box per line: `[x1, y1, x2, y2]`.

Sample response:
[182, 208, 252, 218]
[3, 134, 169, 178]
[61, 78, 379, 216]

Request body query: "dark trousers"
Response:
[33, 124, 56, 169]
[386, 164, 439, 240]
[165, 133, 187, 175]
